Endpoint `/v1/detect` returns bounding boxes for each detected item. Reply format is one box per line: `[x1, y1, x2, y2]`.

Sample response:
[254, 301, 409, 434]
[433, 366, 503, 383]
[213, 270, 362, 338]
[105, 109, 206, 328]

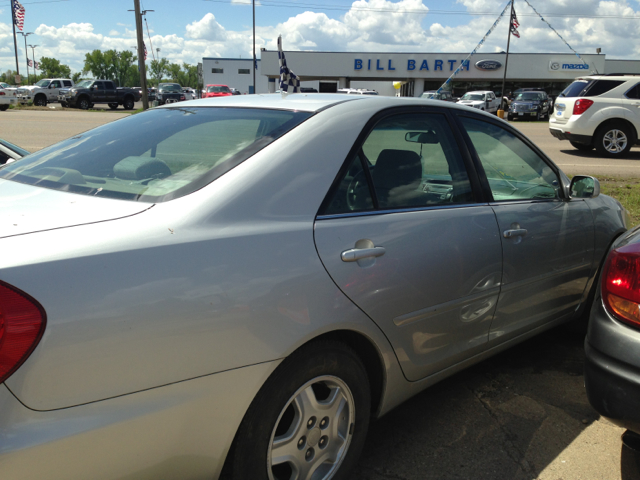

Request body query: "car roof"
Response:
[163, 93, 495, 114]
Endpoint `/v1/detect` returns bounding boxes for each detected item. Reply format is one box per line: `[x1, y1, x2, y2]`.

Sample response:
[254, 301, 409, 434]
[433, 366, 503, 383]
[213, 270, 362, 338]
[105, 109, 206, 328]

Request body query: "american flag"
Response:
[510, 9, 520, 38]
[144, 43, 147, 61]
[277, 36, 300, 95]
[27, 59, 32, 67]
[34, 61, 39, 70]
[13, 0, 25, 32]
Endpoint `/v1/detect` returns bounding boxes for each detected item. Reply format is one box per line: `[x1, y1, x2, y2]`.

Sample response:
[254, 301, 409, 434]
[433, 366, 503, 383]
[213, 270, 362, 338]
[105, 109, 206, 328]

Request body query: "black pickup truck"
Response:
[156, 83, 186, 106]
[58, 80, 141, 110]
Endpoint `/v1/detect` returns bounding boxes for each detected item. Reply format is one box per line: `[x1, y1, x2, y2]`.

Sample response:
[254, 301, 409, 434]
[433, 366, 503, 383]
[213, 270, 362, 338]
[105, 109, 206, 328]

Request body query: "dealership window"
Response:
[211, 68, 223, 74]
[238, 69, 250, 74]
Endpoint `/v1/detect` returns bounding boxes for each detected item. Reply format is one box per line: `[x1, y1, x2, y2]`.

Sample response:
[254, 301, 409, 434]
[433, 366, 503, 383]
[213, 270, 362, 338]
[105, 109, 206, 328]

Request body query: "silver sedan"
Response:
[0, 94, 628, 480]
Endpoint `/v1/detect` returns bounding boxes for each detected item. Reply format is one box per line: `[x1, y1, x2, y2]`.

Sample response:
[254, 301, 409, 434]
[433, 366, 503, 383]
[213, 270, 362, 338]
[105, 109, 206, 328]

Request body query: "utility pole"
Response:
[499, 0, 515, 117]
[132, 0, 149, 109]
[19, 32, 33, 84]
[156, 48, 161, 88]
[29, 44, 38, 79]
[10, 0, 21, 84]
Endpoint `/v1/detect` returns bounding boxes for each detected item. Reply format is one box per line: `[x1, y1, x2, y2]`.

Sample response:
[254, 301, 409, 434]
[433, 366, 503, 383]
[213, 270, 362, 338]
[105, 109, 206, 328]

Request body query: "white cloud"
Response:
[2, 1, 640, 76]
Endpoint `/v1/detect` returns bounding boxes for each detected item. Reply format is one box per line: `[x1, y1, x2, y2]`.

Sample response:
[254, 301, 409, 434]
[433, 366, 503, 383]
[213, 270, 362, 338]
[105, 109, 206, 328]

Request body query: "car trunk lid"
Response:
[0, 179, 152, 238]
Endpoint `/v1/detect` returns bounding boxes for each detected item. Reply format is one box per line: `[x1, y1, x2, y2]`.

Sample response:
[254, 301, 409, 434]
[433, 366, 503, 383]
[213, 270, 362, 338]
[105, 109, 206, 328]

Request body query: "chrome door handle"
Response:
[341, 246, 386, 262]
[503, 228, 528, 238]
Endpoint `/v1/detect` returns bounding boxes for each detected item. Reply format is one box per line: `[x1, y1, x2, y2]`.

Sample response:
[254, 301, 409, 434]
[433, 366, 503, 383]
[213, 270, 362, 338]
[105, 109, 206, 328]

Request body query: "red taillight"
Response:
[0, 92, 5, 96]
[573, 99, 594, 115]
[0, 281, 46, 383]
[602, 244, 640, 328]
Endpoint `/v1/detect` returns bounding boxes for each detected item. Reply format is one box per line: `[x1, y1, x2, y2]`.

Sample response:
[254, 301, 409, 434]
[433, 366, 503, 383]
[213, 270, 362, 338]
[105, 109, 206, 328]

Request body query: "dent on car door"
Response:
[314, 110, 503, 382]
[458, 115, 594, 343]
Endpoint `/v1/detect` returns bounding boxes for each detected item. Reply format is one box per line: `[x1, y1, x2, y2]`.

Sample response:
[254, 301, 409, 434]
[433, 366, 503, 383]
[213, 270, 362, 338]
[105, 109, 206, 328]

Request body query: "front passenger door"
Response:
[314, 110, 503, 381]
[458, 115, 594, 343]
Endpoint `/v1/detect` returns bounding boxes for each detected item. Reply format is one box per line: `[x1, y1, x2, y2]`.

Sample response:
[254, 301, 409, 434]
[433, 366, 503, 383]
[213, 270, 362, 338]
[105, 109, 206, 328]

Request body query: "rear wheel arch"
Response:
[596, 118, 638, 143]
[218, 329, 387, 478]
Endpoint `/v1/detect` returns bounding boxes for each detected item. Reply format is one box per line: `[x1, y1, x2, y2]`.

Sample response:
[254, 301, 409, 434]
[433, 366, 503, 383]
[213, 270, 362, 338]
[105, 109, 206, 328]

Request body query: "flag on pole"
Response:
[27, 59, 32, 67]
[510, 9, 520, 38]
[277, 35, 300, 95]
[34, 61, 39, 69]
[13, 0, 25, 32]
[144, 42, 148, 61]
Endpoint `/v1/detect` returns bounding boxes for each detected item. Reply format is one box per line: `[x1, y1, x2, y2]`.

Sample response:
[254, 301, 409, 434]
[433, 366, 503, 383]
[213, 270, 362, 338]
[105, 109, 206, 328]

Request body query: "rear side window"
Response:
[321, 112, 473, 214]
[559, 79, 624, 98]
[0, 108, 312, 203]
[63, 81, 72, 87]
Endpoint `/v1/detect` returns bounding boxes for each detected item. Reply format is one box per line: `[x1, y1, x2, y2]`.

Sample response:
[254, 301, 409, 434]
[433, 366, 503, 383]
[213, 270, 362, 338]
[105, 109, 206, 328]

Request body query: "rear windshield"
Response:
[559, 79, 624, 98]
[0, 107, 312, 203]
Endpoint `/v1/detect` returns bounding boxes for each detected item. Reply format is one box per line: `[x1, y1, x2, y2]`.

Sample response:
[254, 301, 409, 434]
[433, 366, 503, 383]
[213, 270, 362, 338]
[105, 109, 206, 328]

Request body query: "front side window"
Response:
[36, 79, 50, 87]
[460, 117, 560, 201]
[321, 112, 473, 214]
[50, 81, 61, 88]
[0, 108, 312, 203]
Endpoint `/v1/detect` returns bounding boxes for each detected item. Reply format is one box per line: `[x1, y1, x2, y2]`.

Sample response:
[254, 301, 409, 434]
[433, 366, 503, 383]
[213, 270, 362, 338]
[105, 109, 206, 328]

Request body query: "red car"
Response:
[204, 84, 233, 98]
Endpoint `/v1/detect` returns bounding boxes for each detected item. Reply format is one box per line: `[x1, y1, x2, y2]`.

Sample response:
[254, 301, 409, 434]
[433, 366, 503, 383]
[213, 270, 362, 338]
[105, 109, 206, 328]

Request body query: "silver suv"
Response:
[549, 74, 640, 157]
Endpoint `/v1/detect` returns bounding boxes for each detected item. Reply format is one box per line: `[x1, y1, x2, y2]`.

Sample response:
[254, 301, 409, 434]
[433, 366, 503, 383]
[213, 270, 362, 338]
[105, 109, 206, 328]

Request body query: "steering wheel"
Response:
[347, 171, 371, 211]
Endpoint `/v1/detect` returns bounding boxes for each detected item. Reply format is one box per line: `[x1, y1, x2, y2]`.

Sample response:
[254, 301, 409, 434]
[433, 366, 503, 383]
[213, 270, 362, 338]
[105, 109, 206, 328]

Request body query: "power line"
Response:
[204, 0, 640, 20]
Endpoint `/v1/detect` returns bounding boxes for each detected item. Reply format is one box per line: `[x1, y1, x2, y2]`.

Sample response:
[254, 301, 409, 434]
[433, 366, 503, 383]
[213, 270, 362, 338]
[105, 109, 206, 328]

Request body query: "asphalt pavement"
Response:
[0, 108, 636, 480]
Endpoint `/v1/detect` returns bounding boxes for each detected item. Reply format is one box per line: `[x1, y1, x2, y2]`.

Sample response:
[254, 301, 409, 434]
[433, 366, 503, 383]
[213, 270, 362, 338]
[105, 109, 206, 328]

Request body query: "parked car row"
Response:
[0, 94, 629, 480]
[58, 80, 140, 110]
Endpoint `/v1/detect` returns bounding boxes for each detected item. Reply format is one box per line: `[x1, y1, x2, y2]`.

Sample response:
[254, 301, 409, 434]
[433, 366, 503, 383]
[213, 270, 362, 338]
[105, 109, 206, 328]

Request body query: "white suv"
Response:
[549, 75, 640, 157]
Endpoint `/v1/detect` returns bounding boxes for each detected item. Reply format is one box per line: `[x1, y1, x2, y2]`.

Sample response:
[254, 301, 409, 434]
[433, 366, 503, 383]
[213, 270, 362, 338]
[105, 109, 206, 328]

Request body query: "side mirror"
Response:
[570, 175, 600, 198]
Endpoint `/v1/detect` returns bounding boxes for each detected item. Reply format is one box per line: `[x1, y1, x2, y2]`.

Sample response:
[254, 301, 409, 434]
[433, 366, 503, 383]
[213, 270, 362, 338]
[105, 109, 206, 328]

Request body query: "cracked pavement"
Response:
[353, 320, 626, 480]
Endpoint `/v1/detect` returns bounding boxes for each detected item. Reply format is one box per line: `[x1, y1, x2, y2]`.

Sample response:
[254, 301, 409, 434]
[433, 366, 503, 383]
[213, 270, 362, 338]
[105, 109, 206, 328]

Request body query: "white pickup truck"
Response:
[16, 78, 74, 106]
[456, 90, 501, 113]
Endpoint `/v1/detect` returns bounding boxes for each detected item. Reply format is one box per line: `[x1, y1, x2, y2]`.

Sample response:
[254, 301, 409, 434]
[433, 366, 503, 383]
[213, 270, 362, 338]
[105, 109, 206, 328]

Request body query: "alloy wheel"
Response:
[603, 129, 628, 154]
[268, 375, 355, 480]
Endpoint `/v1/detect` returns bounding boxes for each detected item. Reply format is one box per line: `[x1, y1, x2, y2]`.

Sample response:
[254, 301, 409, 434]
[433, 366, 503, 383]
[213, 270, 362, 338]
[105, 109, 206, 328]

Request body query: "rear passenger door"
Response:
[104, 81, 117, 103]
[314, 108, 503, 381]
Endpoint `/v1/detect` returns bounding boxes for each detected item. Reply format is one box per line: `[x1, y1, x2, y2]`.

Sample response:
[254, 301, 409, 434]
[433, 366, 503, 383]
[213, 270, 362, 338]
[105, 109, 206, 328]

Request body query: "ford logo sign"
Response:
[475, 60, 502, 71]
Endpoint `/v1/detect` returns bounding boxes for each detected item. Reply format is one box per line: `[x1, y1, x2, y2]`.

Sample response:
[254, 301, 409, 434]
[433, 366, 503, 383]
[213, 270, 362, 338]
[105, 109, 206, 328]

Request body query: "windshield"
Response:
[160, 84, 182, 92]
[36, 80, 50, 87]
[421, 92, 436, 98]
[461, 94, 485, 101]
[75, 80, 93, 88]
[208, 86, 231, 93]
[515, 93, 543, 101]
[0, 107, 312, 203]
[0, 82, 9, 89]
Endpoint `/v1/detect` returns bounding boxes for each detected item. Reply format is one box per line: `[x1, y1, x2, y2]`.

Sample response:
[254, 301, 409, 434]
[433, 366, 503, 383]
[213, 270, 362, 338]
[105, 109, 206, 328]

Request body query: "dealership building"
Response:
[202, 52, 640, 97]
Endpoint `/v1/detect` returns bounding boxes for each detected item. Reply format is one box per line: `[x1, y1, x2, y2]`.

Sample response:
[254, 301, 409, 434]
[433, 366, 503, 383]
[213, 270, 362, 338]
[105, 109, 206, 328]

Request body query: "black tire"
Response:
[60, 101, 67, 108]
[123, 97, 134, 110]
[108, 103, 119, 110]
[0, 105, 9, 111]
[570, 141, 594, 152]
[230, 341, 371, 480]
[78, 97, 90, 110]
[595, 122, 634, 158]
[33, 95, 47, 107]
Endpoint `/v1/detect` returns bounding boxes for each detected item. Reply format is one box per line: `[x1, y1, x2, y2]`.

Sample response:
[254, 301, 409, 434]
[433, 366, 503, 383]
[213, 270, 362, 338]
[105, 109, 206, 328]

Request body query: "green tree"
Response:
[83, 49, 137, 85]
[71, 72, 83, 84]
[38, 57, 72, 79]
[167, 62, 182, 83]
[178, 63, 198, 88]
[149, 58, 169, 87]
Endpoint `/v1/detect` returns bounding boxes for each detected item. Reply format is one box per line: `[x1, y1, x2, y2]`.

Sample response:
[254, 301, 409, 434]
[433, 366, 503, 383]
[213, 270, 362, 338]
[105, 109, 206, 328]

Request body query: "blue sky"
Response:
[1, 0, 640, 74]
